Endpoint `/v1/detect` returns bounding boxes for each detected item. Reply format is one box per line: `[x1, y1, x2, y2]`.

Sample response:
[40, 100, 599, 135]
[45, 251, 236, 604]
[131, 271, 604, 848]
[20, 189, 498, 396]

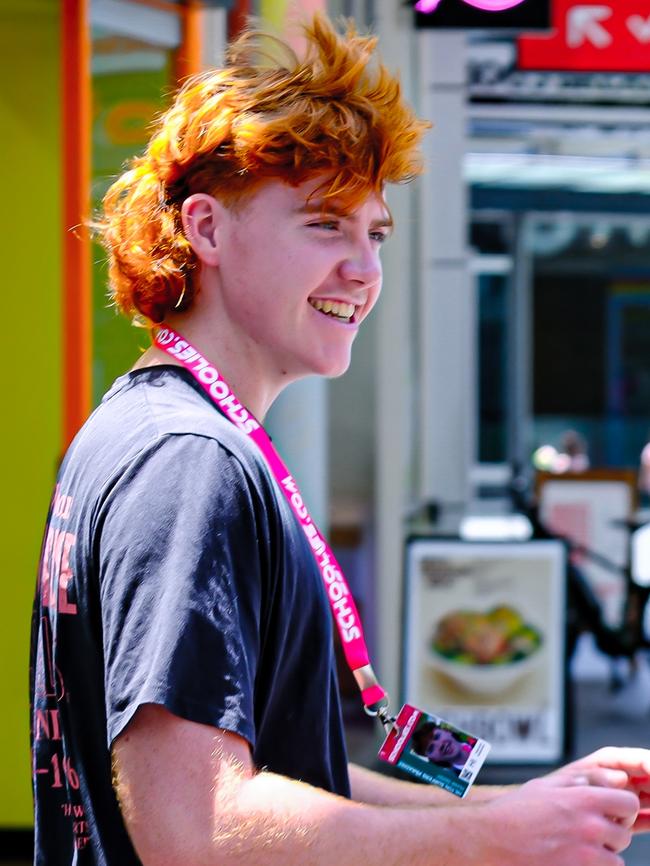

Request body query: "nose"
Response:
[339, 241, 382, 288]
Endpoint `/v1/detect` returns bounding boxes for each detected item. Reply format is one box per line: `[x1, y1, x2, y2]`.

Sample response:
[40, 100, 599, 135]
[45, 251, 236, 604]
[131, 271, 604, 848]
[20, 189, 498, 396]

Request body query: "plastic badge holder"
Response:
[379, 703, 491, 798]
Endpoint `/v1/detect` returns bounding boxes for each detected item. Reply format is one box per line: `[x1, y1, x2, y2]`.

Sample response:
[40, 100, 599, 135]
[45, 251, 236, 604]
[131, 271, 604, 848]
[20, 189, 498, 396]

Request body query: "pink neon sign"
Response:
[415, 0, 527, 13]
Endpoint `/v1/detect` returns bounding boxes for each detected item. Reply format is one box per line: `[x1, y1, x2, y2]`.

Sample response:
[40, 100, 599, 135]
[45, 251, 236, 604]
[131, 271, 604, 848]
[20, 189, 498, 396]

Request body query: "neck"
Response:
[133, 316, 284, 420]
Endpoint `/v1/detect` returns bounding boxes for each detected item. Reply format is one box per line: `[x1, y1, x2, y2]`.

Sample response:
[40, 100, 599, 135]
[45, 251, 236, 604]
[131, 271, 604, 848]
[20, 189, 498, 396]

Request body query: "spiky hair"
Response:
[98, 13, 429, 324]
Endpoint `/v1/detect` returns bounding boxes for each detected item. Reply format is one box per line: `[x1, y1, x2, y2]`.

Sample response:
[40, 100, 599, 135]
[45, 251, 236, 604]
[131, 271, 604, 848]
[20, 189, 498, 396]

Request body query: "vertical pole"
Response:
[374, 2, 419, 701]
[509, 213, 533, 468]
[417, 31, 473, 516]
[61, 0, 92, 449]
[202, 5, 228, 67]
[175, 0, 203, 82]
[229, 0, 251, 40]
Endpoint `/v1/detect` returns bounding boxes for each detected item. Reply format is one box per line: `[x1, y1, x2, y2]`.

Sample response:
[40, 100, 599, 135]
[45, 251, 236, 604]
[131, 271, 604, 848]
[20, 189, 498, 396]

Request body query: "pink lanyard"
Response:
[155, 326, 387, 713]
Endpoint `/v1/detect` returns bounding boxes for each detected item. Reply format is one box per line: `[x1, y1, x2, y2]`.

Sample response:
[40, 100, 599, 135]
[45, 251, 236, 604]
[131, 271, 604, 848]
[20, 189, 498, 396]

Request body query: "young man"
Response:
[31, 13, 650, 866]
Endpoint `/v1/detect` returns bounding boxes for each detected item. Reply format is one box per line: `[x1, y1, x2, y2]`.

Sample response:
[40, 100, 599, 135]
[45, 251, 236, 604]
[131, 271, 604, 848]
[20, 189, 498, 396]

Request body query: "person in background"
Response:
[533, 429, 590, 474]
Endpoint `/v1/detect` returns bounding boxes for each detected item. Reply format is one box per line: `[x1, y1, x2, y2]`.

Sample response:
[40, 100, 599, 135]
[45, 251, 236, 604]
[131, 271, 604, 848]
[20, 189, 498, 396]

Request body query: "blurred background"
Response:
[4, 0, 650, 861]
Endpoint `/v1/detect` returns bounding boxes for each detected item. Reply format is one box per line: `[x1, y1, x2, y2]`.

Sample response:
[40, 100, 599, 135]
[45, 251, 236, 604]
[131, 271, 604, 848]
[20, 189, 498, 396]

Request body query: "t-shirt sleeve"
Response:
[96, 434, 268, 749]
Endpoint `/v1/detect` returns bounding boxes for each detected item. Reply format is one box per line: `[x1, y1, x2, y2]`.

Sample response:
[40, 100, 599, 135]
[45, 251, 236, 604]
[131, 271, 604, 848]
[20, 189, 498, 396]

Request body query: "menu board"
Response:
[402, 539, 566, 763]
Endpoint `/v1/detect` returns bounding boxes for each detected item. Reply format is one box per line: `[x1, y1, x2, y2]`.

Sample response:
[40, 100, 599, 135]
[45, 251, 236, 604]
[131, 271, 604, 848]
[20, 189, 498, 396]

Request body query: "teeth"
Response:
[309, 299, 355, 320]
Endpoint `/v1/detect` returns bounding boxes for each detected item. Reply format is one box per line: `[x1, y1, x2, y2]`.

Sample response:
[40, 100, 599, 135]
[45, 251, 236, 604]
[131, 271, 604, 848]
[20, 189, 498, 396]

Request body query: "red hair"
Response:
[98, 13, 429, 324]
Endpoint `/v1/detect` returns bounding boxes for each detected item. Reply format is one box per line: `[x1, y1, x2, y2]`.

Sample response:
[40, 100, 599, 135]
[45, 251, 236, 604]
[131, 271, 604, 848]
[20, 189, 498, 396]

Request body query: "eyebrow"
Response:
[295, 201, 394, 232]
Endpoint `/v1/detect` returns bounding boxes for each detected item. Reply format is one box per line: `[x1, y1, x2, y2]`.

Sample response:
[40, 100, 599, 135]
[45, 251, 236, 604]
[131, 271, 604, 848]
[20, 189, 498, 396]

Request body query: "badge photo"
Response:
[379, 704, 491, 798]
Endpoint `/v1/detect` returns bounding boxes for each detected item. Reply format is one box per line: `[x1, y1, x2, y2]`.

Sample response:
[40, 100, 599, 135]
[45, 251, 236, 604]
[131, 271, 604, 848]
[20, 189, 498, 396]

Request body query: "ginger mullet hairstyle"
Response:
[98, 13, 430, 325]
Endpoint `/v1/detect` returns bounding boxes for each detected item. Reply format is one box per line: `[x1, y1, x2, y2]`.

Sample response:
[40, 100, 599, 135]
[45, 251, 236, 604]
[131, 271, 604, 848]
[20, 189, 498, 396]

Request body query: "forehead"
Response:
[241, 176, 391, 223]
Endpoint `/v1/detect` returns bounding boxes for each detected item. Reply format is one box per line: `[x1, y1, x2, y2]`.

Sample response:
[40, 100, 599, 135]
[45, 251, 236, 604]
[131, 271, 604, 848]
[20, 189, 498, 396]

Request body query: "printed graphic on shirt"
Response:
[40, 488, 78, 615]
[33, 487, 90, 854]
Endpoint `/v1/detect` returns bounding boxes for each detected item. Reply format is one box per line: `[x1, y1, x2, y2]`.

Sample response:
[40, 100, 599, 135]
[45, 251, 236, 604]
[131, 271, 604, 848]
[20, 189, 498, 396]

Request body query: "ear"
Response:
[180, 194, 226, 267]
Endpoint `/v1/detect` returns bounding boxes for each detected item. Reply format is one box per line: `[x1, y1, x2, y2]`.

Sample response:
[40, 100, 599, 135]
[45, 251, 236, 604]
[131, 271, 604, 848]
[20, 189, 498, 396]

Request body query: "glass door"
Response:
[523, 212, 650, 470]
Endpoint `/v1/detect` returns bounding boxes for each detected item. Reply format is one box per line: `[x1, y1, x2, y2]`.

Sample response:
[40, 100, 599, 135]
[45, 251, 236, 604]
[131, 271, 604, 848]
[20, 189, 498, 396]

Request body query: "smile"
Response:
[309, 298, 356, 323]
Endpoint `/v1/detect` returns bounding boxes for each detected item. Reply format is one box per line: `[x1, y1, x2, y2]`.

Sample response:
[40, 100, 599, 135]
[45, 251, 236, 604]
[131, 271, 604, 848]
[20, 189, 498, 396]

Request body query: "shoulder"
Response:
[80, 366, 268, 480]
[92, 428, 278, 569]
[64, 367, 279, 522]
[103, 366, 245, 443]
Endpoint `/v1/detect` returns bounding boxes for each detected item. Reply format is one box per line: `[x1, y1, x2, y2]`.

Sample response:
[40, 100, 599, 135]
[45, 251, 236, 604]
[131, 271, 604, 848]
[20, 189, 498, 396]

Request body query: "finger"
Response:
[586, 747, 650, 778]
[583, 768, 630, 789]
[552, 769, 630, 791]
[543, 771, 609, 788]
[632, 810, 650, 834]
[583, 787, 640, 824]
[595, 851, 624, 866]
[602, 817, 634, 852]
[615, 808, 638, 830]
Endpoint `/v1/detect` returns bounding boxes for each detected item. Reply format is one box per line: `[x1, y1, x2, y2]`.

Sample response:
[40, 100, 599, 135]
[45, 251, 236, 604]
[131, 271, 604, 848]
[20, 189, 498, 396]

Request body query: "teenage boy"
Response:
[31, 14, 650, 866]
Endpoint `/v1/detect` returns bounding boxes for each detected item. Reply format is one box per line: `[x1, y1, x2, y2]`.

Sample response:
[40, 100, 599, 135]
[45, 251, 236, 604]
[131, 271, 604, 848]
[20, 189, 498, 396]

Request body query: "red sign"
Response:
[518, 1, 650, 71]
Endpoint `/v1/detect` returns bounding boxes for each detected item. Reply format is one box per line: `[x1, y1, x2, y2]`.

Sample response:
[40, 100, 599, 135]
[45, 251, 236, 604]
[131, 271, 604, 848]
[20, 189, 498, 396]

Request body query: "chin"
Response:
[292, 349, 353, 380]
[320, 357, 352, 379]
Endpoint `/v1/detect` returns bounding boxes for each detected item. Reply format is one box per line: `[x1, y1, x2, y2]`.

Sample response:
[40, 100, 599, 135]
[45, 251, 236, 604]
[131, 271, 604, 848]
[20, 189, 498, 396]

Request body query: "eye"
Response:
[370, 229, 389, 244]
[309, 219, 340, 232]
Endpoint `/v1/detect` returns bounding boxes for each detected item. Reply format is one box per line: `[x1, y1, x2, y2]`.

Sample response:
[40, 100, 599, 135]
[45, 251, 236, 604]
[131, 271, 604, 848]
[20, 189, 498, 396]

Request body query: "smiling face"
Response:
[205, 176, 389, 388]
[424, 728, 465, 764]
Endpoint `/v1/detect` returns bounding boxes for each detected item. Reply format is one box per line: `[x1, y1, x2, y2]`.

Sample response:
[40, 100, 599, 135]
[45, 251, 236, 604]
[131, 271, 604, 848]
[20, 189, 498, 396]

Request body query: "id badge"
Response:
[378, 703, 491, 798]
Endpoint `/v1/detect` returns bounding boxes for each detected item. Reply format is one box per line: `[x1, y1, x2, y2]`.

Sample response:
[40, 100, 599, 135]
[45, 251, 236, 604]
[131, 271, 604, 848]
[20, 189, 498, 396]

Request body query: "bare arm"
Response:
[352, 746, 650, 817]
[113, 704, 639, 866]
[348, 762, 510, 807]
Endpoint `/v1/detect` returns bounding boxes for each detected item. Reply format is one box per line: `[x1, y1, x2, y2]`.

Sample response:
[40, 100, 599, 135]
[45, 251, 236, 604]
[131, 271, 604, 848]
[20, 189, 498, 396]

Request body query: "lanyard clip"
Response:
[377, 706, 400, 736]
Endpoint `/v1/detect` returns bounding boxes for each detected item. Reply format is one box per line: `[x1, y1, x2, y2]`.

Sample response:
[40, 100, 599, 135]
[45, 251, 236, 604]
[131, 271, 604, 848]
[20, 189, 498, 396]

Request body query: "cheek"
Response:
[232, 247, 297, 302]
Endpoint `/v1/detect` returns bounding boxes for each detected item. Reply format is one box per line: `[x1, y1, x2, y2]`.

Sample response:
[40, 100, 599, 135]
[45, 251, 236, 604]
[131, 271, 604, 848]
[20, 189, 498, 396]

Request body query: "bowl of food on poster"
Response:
[428, 605, 543, 695]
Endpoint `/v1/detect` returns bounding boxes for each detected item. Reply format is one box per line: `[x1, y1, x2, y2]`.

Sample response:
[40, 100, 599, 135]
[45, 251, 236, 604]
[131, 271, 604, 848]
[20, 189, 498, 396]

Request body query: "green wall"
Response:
[0, 2, 183, 829]
[91, 51, 173, 402]
[0, 0, 62, 827]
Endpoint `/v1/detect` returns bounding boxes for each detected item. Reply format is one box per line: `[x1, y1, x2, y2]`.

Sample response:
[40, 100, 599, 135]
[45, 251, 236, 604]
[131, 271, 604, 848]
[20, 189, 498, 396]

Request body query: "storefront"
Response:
[2, 0, 233, 836]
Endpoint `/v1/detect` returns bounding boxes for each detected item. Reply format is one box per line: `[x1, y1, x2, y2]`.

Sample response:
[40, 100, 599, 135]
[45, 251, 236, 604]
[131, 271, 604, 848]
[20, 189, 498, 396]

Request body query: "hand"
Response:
[557, 747, 650, 833]
[482, 771, 639, 866]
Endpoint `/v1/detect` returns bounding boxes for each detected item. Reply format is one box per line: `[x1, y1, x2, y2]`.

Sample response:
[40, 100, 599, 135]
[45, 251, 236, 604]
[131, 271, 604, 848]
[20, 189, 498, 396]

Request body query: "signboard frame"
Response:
[415, 0, 551, 30]
[401, 537, 568, 765]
